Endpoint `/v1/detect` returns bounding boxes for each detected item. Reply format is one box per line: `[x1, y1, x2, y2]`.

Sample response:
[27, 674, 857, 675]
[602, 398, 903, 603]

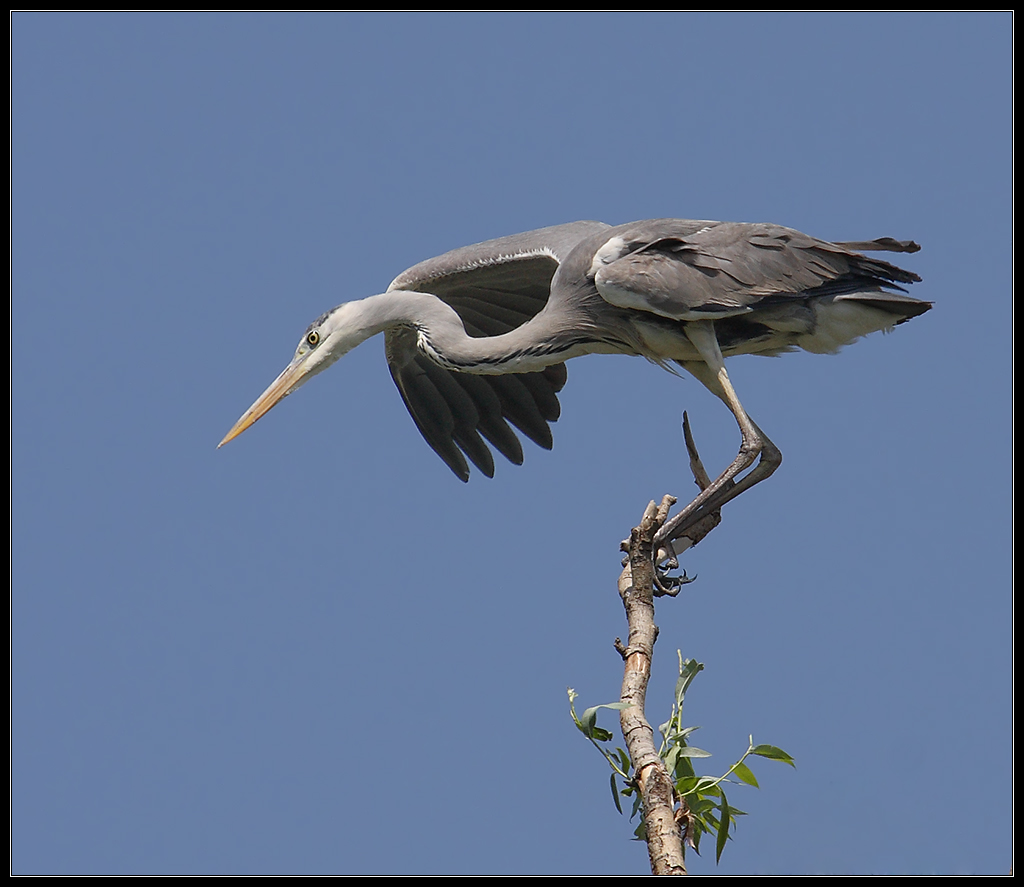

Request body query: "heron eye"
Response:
[307, 330, 320, 347]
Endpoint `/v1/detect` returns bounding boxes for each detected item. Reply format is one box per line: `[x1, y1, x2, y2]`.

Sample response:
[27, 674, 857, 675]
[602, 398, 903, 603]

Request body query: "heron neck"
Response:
[368, 289, 588, 374]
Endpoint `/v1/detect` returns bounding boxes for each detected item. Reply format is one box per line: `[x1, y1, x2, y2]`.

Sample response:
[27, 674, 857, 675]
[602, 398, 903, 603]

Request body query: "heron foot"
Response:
[653, 414, 781, 552]
[654, 562, 697, 597]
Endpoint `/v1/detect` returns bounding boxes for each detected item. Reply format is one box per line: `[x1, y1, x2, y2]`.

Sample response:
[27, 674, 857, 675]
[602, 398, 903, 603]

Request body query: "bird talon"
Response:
[653, 563, 697, 597]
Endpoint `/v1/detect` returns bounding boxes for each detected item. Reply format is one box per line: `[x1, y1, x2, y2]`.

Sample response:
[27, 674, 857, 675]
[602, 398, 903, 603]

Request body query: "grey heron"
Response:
[220, 219, 929, 533]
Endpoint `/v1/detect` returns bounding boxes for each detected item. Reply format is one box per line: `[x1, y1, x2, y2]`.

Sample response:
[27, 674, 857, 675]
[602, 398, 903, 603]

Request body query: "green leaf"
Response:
[662, 724, 702, 748]
[716, 790, 731, 864]
[675, 657, 705, 703]
[675, 776, 701, 796]
[697, 779, 722, 798]
[616, 747, 631, 774]
[663, 744, 681, 774]
[610, 772, 623, 814]
[674, 754, 696, 780]
[574, 710, 612, 740]
[732, 761, 759, 788]
[673, 725, 702, 742]
[685, 797, 716, 816]
[579, 707, 597, 735]
[751, 744, 796, 767]
[675, 746, 713, 758]
[577, 702, 631, 740]
[584, 702, 633, 714]
[630, 792, 643, 820]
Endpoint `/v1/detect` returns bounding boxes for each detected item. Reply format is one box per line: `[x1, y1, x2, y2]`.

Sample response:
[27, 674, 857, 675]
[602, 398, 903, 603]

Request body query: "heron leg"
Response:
[653, 322, 782, 550]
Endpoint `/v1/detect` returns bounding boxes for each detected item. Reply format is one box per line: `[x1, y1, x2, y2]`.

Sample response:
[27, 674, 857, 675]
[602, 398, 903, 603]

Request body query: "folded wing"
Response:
[594, 219, 927, 321]
[385, 221, 609, 481]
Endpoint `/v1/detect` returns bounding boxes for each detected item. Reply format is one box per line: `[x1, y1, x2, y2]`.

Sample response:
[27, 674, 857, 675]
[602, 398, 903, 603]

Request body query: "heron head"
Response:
[217, 303, 363, 448]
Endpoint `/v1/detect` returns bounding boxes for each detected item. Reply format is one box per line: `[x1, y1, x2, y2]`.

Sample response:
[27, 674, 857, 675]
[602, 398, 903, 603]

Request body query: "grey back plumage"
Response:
[591, 219, 924, 319]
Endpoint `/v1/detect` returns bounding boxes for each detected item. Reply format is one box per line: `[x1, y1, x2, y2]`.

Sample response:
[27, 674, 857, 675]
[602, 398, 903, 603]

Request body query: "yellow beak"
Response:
[218, 357, 310, 448]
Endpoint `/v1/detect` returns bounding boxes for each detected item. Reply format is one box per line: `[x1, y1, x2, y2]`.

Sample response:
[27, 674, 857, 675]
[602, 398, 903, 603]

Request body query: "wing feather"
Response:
[384, 221, 609, 479]
[485, 374, 556, 451]
[595, 220, 924, 321]
[450, 373, 525, 466]
[387, 357, 470, 481]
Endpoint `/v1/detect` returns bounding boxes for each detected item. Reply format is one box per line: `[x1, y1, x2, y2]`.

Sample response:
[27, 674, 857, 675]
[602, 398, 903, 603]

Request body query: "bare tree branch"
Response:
[618, 496, 687, 875]
[615, 413, 729, 875]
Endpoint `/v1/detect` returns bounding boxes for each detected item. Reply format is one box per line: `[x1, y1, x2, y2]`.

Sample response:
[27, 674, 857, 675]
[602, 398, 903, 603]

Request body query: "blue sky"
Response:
[12, 13, 1011, 876]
